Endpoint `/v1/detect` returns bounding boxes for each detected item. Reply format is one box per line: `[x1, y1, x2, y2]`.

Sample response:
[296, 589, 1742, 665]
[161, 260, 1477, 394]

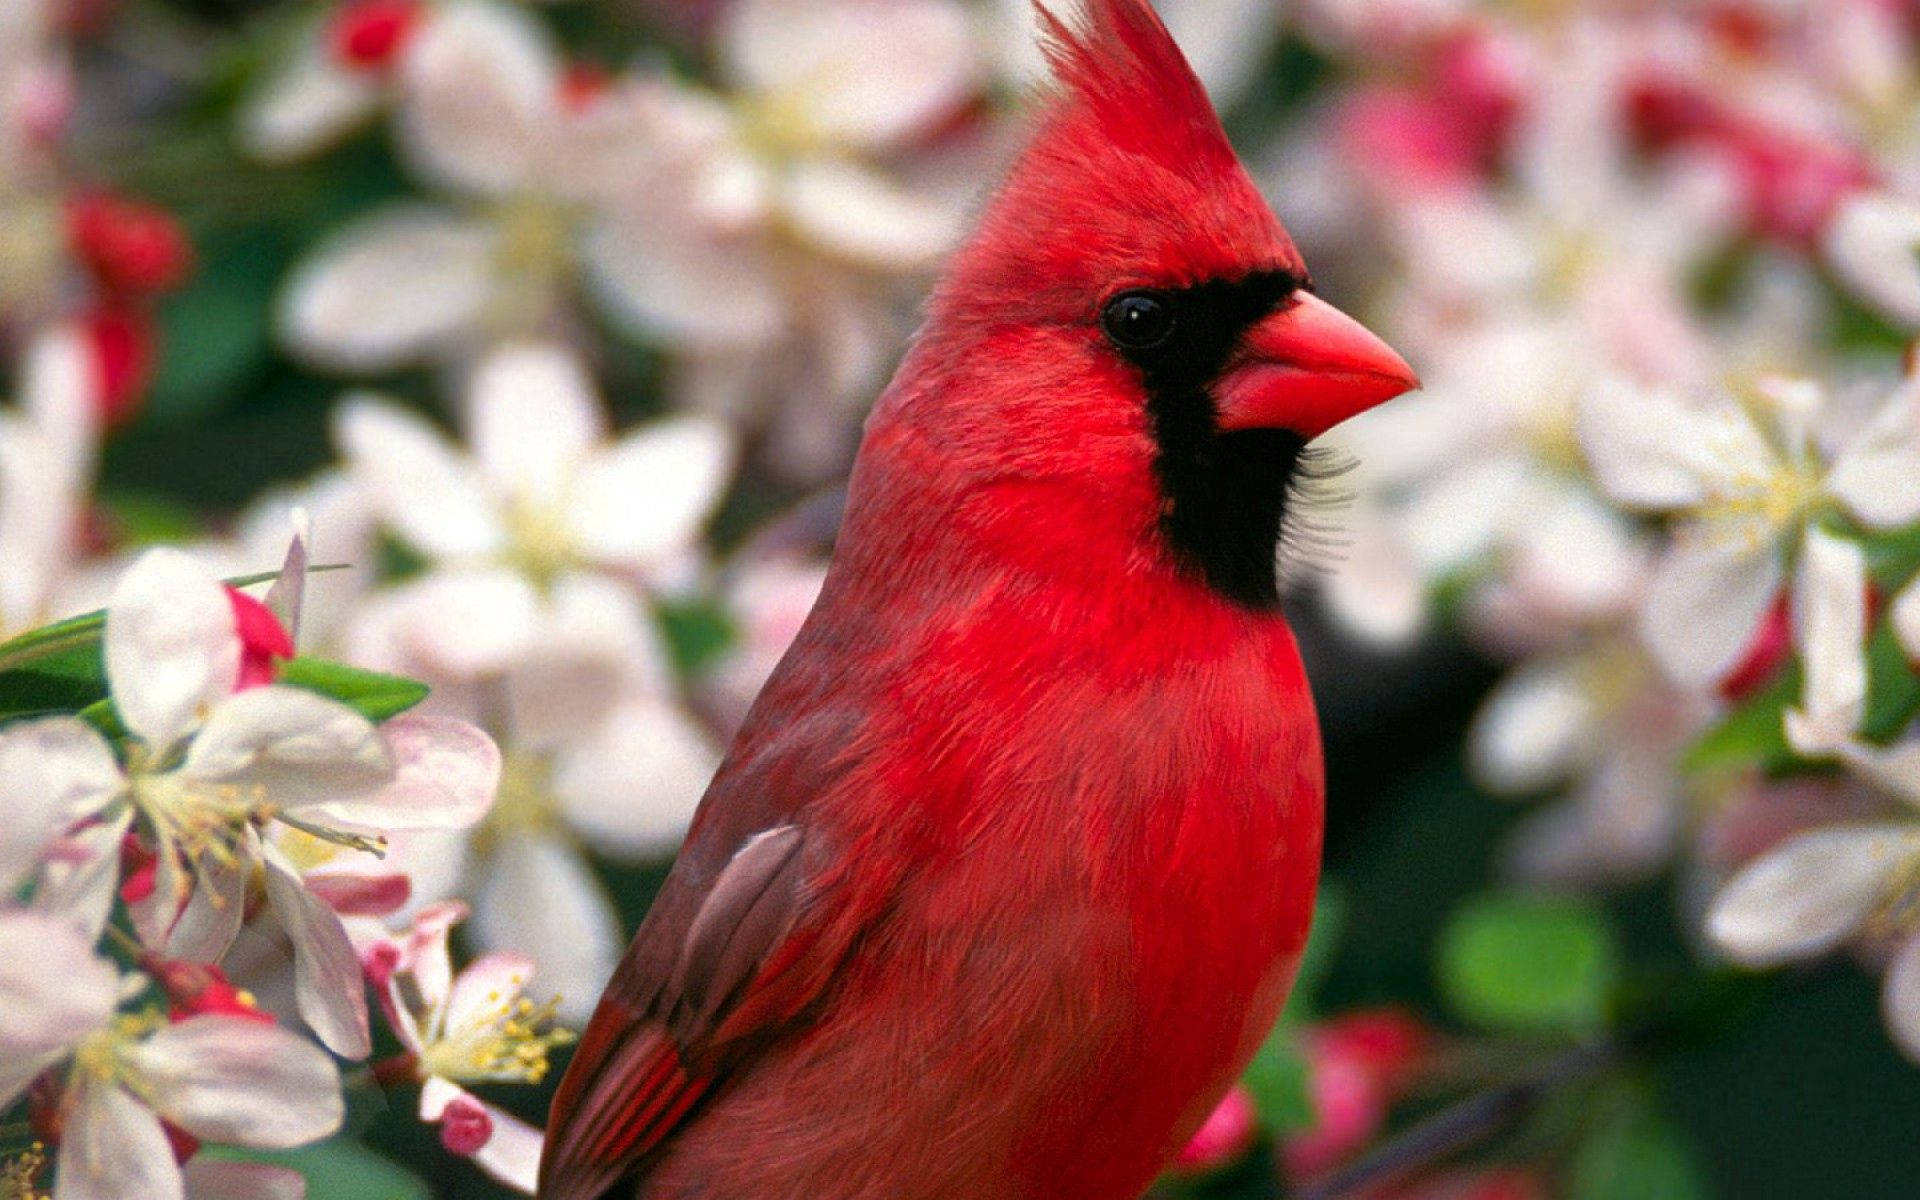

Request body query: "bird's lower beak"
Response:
[1213, 293, 1418, 438]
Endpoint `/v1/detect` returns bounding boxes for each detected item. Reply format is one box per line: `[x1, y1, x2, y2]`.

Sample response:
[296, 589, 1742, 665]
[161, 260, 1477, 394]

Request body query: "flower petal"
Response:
[554, 696, 720, 859]
[566, 418, 734, 570]
[394, 1, 557, 195]
[1784, 527, 1868, 756]
[337, 396, 504, 560]
[106, 548, 240, 750]
[1826, 378, 1920, 529]
[127, 1015, 344, 1148]
[582, 215, 788, 352]
[1706, 824, 1920, 965]
[444, 950, 536, 1032]
[1468, 658, 1595, 796]
[358, 567, 540, 679]
[0, 716, 122, 893]
[468, 1099, 545, 1193]
[1883, 933, 1920, 1063]
[307, 715, 499, 831]
[507, 573, 666, 747]
[165, 852, 248, 964]
[33, 810, 132, 944]
[261, 843, 372, 1059]
[473, 833, 620, 1025]
[1577, 379, 1773, 511]
[55, 1076, 183, 1200]
[721, 0, 981, 151]
[1824, 191, 1920, 327]
[1639, 534, 1782, 688]
[468, 343, 603, 510]
[181, 1159, 307, 1200]
[241, 36, 383, 162]
[0, 909, 119, 1107]
[185, 686, 392, 809]
[281, 207, 496, 372]
[780, 160, 960, 268]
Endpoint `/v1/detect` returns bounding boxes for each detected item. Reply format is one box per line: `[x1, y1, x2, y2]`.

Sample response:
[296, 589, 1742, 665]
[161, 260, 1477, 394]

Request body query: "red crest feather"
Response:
[931, 0, 1301, 329]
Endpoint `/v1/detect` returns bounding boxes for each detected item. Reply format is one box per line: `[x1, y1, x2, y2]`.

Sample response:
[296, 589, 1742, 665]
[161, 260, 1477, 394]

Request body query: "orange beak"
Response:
[1213, 293, 1418, 438]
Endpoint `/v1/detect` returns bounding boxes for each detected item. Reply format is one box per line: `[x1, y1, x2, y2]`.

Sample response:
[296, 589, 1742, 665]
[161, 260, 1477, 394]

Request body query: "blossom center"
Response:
[487, 195, 575, 335]
[419, 988, 573, 1086]
[0, 1141, 49, 1200]
[474, 752, 562, 852]
[500, 498, 578, 591]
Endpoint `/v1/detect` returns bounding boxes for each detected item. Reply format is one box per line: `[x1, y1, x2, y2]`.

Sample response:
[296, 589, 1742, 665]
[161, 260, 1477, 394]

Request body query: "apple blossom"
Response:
[1578, 371, 1920, 688]
[364, 902, 569, 1192]
[1, 547, 499, 1056]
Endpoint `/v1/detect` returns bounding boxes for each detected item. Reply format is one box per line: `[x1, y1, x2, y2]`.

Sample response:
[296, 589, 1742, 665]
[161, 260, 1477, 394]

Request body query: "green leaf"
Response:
[201, 1139, 431, 1200]
[0, 610, 107, 676]
[1241, 1033, 1315, 1134]
[277, 657, 429, 721]
[1437, 892, 1621, 1034]
[0, 644, 108, 721]
[1279, 883, 1346, 1026]
[1568, 1090, 1708, 1200]
[656, 597, 738, 678]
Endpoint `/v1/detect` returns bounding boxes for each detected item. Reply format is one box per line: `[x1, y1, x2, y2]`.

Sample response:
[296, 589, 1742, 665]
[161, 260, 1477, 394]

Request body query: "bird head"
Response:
[876, 0, 1417, 609]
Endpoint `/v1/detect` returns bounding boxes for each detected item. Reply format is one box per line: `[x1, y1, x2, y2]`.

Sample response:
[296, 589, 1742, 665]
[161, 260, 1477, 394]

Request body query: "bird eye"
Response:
[1102, 290, 1175, 350]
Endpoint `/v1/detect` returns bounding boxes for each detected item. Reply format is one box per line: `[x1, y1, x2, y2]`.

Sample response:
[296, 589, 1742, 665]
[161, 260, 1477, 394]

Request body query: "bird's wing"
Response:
[537, 804, 893, 1200]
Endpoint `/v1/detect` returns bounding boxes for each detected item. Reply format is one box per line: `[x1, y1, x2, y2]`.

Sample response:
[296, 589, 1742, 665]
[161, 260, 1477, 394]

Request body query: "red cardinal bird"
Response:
[539, 3, 1416, 1197]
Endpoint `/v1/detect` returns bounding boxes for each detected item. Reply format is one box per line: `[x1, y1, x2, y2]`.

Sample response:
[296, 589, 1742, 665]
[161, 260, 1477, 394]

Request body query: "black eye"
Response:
[1102, 290, 1175, 350]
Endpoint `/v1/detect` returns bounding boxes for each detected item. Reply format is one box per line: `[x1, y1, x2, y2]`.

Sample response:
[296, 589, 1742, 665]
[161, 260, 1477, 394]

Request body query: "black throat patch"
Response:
[1106, 270, 1307, 611]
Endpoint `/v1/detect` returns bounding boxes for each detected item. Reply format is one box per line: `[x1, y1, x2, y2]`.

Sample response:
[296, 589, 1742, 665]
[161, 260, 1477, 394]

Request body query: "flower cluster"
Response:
[1267, 0, 1920, 1070]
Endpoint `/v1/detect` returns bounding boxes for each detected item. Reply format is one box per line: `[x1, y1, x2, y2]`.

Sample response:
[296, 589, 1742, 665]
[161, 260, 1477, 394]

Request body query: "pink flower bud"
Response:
[1173, 1084, 1259, 1173]
[440, 1094, 494, 1157]
[78, 306, 154, 429]
[66, 192, 192, 297]
[330, 0, 424, 71]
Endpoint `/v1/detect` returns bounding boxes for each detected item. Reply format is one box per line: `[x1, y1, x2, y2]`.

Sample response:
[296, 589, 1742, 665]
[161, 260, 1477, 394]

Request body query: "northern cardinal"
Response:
[539, 2, 1415, 1197]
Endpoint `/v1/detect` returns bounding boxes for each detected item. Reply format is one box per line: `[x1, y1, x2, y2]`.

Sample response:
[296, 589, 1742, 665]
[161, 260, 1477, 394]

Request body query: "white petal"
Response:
[780, 160, 960, 268]
[307, 715, 499, 830]
[419, 1074, 464, 1121]
[0, 717, 122, 893]
[0, 909, 118, 1106]
[241, 37, 383, 162]
[506, 573, 666, 747]
[1314, 513, 1427, 648]
[566, 418, 734, 569]
[395, 2, 557, 195]
[1706, 824, 1920, 964]
[281, 207, 496, 372]
[1468, 658, 1596, 796]
[468, 343, 603, 510]
[582, 216, 788, 352]
[335, 397, 502, 560]
[1824, 192, 1920, 327]
[444, 950, 535, 1032]
[555, 696, 720, 859]
[165, 852, 247, 964]
[1397, 455, 1531, 575]
[1639, 534, 1783, 688]
[106, 548, 240, 750]
[1827, 379, 1920, 528]
[721, 0, 981, 151]
[370, 567, 541, 679]
[1785, 528, 1868, 756]
[1896, 575, 1920, 664]
[473, 833, 620, 1025]
[469, 1100, 545, 1193]
[261, 844, 372, 1059]
[1883, 933, 1920, 1063]
[54, 1077, 182, 1200]
[262, 519, 310, 644]
[1577, 379, 1773, 510]
[33, 810, 132, 945]
[182, 1160, 307, 1200]
[128, 1015, 344, 1147]
[185, 686, 392, 808]
[21, 326, 99, 461]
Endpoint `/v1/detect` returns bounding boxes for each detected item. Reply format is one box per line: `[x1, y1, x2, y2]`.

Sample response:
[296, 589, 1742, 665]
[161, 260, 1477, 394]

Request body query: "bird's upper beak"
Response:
[1213, 293, 1418, 438]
